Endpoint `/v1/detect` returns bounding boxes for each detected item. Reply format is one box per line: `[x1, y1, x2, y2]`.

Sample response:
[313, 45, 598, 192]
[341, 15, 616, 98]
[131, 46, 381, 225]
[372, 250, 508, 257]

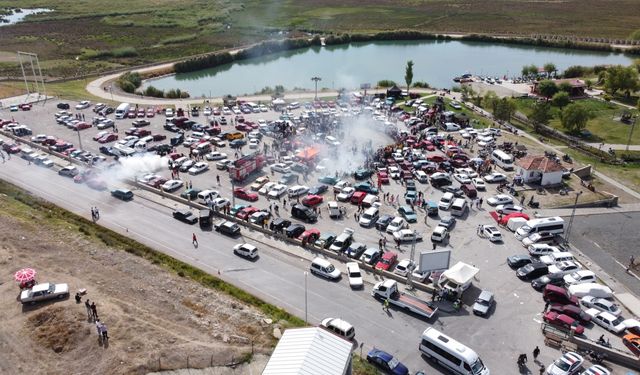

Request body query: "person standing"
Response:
[533, 346, 540, 360]
[90, 302, 98, 320]
[192, 233, 198, 247]
[85, 299, 92, 320]
[628, 255, 636, 271]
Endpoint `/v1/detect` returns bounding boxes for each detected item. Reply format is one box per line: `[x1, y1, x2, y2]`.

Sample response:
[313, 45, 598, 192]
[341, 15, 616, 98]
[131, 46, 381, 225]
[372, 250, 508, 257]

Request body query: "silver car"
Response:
[20, 283, 69, 304]
[473, 290, 494, 316]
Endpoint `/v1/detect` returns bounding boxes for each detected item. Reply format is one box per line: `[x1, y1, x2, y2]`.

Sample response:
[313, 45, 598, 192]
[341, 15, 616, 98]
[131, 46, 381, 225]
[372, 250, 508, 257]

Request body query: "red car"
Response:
[542, 311, 585, 335]
[19, 103, 32, 111]
[234, 188, 259, 202]
[98, 133, 118, 144]
[147, 177, 168, 188]
[146, 109, 155, 118]
[73, 122, 92, 130]
[236, 206, 258, 220]
[235, 123, 250, 131]
[298, 228, 321, 243]
[137, 109, 145, 118]
[125, 128, 151, 137]
[375, 252, 398, 271]
[549, 304, 591, 324]
[377, 172, 389, 184]
[301, 194, 323, 207]
[427, 154, 447, 163]
[152, 134, 167, 141]
[498, 212, 530, 226]
[2, 143, 20, 154]
[127, 110, 137, 119]
[351, 191, 367, 205]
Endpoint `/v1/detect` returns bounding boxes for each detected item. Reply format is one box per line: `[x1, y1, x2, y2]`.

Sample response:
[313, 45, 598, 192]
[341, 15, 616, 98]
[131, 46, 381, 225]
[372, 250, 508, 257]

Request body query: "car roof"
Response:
[32, 283, 51, 292]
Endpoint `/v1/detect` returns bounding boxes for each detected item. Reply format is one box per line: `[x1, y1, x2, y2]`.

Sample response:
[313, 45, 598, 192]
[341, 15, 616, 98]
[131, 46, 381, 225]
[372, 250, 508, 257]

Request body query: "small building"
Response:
[262, 327, 353, 375]
[386, 85, 402, 99]
[532, 79, 586, 98]
[516, 155, 564, 186]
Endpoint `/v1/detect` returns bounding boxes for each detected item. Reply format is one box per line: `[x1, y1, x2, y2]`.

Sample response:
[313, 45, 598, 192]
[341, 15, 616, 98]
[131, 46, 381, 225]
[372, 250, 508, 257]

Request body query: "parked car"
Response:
[233, 243, 258, 259]
[507, 255, 532, 269]
[473, 290, 494, 316]
[20, 282, 69, 304]
[483, 172, 507, 183]
[375, 251, 398, 271]
[366, 348, 409, 375]
[360, 248, 381, 266]
[567, 283, 612, 299]
[437, 216, 456, 229]
[516, 262, 548, 280]
[580, 296, 621, 316]
[487, 194, 513, 206]
[496, 204, 524, 215]
[543, 311, 585, 334]
[563, 271, 597, 286]
[386, 217, 408, 233]
[172, 209, 198, 224]
[546, 352, 583, 375]
[346, 262, 364, 289]
[549, 303, 591, 324]
[585, 309, 626, 333]
[481, 225, 502, 242]
[234, 187, 259, 202]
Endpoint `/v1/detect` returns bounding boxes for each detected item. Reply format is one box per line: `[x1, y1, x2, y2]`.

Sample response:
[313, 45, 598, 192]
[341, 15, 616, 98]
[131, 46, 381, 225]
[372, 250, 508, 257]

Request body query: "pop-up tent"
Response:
[438, 262, 479, 295]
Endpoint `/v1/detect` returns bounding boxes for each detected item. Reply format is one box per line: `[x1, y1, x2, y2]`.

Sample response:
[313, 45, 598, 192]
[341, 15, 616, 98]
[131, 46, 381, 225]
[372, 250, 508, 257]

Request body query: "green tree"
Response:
[521, 65, 531, 77]
[529, 101, 553, 129]
[460, 85, 475, 101]
[481, 91, 499, 113]
[584, 79, 593, 90]
[604, 65, 640, 97]
[404, 60, 414, 94]
[528, 64, 539, 78]
[637, 97, 640, 111]
[494, 97, 517, 122]
[543, 62, 557, 78]
[558, 82, 573, 93]
[561, 103, 593, 133]
[551, 91, 570, 109]
[537, 80, 558, 100]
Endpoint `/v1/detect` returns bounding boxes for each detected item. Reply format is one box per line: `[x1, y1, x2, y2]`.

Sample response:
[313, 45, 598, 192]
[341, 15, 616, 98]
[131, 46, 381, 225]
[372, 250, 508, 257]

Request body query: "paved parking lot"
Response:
[1, 99, 637, 374]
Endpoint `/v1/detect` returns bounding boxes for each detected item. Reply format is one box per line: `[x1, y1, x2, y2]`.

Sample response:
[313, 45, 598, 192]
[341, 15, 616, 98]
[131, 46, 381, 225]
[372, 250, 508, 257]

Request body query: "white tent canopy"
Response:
[438, 262, 479, 294]
[272, 98, 286, 105]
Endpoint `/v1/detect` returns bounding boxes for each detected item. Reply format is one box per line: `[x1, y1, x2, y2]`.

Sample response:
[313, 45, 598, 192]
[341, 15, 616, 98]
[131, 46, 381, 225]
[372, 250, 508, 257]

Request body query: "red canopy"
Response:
[14, 268, 36, 282]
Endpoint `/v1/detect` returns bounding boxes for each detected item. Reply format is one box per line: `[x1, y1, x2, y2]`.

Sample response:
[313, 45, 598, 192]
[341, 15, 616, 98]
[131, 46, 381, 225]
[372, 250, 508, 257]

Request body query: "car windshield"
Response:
[326, 265, 335, 272]
[471, 358, 485, 374]
[520, 225, 532, 233]
[612, 316, 624, 325]
[350, 271, 362, 278]
[554, 358, 571, 371]
[387, 357, 399, 369]
[381, 258, 392, 265]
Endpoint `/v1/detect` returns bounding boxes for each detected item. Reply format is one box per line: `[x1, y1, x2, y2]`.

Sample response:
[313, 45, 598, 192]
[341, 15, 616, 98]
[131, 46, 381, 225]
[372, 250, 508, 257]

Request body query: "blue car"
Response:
[318, 175, 339, 185]
[398, 205, 417, 223]
[308, 184, 328, 195]
[353, 182, 378, 195]
[366, 348, 409, 375]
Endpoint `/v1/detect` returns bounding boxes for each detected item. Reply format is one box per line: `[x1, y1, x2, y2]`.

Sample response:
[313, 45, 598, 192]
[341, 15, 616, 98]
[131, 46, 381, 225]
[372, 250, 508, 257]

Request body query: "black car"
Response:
[308, 184, 328, 195]
[132, 119, 150, 128]
[291, 204, 317, 223]
[149, 143, 172, 154]
[285, 223, 306, 238]
[507, 255, 532, 269]
[271, 218, 291, 233]
[531, 273, 565, 291]
[111, 188, 133, 201]
[164, 123, 180, 132]
[375, 214, 394, 231]
[441, 186, 464, 197]
[229, 139, 247, 149]
[345, 242, 367, 258]
[353, 168, 373, 180]
[99, 146, 115, 156]
[214, 220, 241, 236]
[430, 176, 452, 188]
[516, 263, 548, 280]
[314, 232, 336, 249]
[291, 162, 309, 173]
[57, 102, 70, 109]
[100, 107, 114, 115]
[173, 209, 198, 224]
[170, 134, 184, 146]
[405, 179, 416, 191]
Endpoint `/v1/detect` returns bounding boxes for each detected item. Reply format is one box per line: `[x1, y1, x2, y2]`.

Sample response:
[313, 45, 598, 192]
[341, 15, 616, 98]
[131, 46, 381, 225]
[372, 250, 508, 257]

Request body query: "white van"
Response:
[507, 217, 527, 232]
[134, 141, 147, 152]
[310, 258, 341, 280]
[491, 150, 514, 171]
[419, 327, 490, 375]
[115, 103, 130, 119]
[112, 143, 135, 157]
[287, 102, 300, 110]
[450, 198, 468, 217]
[358, 206, 379, 227]
[540, 251, 575, 265]
[320, 318, 355, 340]
[439, 192, 454, 210]
[515, 217, 565, 240]
[415, 170, 429, 183]
[197, 189, 219, 204]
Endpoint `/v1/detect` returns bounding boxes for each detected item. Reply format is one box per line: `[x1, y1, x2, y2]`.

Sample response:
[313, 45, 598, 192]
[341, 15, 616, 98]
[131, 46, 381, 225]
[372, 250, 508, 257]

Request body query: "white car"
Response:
[188, 161, 209, 175]
[20, 282, 70, 304]
[452, 173, 472, 184]
[483, 173, 507, 183]
[546, 352, 583, 375]
[249, 139, 260, 149]
[206, 151, 227, 161]
[579, 365, 610, 375]
[288, 185, 309, 198]
[386, 217, 408, 233]
[563, 271, 596, 286]
[388, 166, 401, 179]
[585, 309, 626, 333]
[250, 176, 270, 191]
[568, 283, 612, 299]
[165, 108, 175, 117]
[333, 180, 351, 193]
[438, 192, 454, 210]
[528, 244, 560, 256]
[393, 229, 422, 243]
[487, 194, 513, 206]
[233, 243, 258, 259]
[336, 187, 355, 202]
[580, 296, 621, 316]
[547, 261, 581, 276]
[394, 259, 415, 277]
[211, 197, 230, 210]
[481, 225, 502, 242]
[161, 179, 184, 191]
[496, 204, 524, 214]
[267, 184, 288, 199]
[270, 163, 291, 173]
[75, 100, 91, 110]
[471, 177, 486, 190]
[346, 262, 364, 288]
[455, 167, 478, 178]
[411, 269, 430, 283]
[259, 182, 277, 195]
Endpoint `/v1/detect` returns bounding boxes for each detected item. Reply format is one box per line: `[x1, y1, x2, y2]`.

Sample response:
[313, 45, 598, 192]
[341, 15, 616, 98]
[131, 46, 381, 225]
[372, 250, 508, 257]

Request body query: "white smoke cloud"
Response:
[99, 153, 168, 183]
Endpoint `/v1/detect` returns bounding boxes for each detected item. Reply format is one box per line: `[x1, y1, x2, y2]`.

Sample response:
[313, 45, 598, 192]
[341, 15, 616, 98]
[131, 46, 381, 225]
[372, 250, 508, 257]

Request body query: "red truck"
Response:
[228, 153, 266, 182]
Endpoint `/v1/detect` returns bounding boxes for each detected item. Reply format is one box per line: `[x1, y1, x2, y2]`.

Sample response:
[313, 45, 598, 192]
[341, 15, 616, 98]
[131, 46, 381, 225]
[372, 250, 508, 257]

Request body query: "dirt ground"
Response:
[0, 206, 274, 375]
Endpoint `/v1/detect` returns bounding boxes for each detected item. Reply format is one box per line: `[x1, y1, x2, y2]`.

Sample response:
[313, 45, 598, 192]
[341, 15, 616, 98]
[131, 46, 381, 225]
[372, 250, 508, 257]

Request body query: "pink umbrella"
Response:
[14, 268, 36, 283]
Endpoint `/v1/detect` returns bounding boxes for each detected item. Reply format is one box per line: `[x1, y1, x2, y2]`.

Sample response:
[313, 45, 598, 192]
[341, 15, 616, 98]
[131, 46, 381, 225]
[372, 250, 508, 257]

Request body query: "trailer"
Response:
[371, 280, 438, 319]
[228, 153, 266, 182]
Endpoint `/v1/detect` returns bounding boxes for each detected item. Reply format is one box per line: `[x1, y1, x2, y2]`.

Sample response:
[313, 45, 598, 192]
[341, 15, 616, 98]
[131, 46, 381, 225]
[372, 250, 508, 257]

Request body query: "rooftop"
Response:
[516, 155, 565, 173]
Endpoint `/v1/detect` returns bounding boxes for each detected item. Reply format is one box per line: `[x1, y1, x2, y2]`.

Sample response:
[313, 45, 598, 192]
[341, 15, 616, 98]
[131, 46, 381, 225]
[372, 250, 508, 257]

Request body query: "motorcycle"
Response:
[562, 154, 572, 163]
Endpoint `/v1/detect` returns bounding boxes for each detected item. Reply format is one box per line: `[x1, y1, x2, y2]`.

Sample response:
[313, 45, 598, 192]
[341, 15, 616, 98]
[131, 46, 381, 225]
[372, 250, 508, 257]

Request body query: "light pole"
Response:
[311, 76, 321, 101]
[406, 230, 418, 291]
[76, 129, 83, 151]
[626, 115, 637, 152]
[564, 191, 583, 245]
[304, 271, 308, 324]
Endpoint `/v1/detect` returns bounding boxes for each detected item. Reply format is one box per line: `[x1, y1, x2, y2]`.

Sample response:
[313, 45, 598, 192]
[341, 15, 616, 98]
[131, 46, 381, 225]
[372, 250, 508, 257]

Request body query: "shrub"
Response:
[413, 81, 430, 88]
[377, 80, 396, 87]
[112, 47, 138, 58]
[144, 86, 165, 98]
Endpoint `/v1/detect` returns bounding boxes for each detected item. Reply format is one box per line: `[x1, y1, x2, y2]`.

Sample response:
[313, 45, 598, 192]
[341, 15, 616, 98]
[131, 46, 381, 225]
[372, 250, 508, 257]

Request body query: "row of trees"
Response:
[142, 86, 190, 99]
[529, 100, 593, 134]
[521, 62, 557, 78]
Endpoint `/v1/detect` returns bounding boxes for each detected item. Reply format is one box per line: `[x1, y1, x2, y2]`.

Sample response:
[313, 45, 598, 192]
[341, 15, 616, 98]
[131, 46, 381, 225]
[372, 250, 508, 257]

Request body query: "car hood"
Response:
[473, 303, 490, 314]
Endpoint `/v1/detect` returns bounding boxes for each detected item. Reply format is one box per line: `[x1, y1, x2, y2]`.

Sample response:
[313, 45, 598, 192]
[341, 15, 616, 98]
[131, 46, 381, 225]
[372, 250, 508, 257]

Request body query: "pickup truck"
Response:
[371, 279, 437, 319]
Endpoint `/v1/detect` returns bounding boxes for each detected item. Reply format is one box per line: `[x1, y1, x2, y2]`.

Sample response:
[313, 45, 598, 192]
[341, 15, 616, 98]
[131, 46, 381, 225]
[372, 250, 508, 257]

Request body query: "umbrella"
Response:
[14, 268, 36, 282]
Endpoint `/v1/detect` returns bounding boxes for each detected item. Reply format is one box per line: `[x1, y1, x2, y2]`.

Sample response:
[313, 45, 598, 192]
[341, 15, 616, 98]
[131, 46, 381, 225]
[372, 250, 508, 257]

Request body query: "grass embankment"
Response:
[513, 97, 640, 145]
[0, 179, 305, 328]
[0, 79, 115, 103]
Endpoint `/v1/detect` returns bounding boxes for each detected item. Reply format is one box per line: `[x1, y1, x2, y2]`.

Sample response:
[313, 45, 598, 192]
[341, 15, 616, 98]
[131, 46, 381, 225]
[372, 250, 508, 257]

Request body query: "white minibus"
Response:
[491, 150, 514, 171]
[419, 327, 490, 375]
[515, 216, 565, 240]
[115, 103, 130, 119]
[450, 198, 468, 217]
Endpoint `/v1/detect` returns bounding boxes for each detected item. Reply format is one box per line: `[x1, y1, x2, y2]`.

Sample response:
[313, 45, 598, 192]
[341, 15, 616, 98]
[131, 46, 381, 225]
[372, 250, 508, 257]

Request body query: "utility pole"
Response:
[311, 76, 321, 101]
[304, 271, 308, 324]
[626, 115, 637, 152]
[76, 129, 83, 151]
[406, 230, 418, 291]
[564, 191, 583, 245]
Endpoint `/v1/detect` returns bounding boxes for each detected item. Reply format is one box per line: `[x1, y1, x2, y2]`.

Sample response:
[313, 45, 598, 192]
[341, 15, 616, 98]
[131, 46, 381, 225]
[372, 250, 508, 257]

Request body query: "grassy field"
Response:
[0, 79, 115, 103]
[513, 97, 640, 145]
[0, 0, 639, 79]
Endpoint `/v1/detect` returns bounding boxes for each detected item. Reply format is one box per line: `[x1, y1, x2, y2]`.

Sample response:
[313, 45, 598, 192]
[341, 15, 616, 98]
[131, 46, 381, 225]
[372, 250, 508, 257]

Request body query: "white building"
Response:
[516, 155, 564, 186]
[262, 327, 353, 375]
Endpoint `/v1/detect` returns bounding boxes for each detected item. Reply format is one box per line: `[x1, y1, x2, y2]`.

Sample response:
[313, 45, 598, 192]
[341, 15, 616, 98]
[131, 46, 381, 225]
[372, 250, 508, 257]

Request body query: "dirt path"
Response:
[0, 195, 274, 375]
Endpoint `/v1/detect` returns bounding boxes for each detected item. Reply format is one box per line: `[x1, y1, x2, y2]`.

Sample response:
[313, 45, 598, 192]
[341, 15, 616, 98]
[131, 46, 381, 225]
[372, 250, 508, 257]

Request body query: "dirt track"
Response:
[0, 198, 273, 375]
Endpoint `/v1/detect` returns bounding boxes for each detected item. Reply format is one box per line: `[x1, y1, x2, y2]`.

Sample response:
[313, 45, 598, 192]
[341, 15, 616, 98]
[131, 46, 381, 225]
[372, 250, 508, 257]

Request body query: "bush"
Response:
[413, 81, 430, 88]
[119, 80, 136, 93]
[377, 80, 396, 87]
[117, 72, 142, 93]
[112, 47, 138, 58]
[563, 65, 587, 78]
[144, 86, 165, 98]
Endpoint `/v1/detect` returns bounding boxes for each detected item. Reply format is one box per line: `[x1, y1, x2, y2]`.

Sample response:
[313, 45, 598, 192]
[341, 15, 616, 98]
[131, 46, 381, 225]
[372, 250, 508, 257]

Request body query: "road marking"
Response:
[592, 241, 601, 249]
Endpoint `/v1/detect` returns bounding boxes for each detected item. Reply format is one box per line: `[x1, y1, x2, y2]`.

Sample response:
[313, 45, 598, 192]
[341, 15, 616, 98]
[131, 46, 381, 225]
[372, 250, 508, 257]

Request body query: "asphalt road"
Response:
[0, 101, 633, 374]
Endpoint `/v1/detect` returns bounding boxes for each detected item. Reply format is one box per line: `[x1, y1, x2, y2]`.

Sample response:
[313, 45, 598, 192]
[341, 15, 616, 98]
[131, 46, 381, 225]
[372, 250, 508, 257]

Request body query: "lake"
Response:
[0, 8, 53, 26]
[144, 40, 634, 97]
